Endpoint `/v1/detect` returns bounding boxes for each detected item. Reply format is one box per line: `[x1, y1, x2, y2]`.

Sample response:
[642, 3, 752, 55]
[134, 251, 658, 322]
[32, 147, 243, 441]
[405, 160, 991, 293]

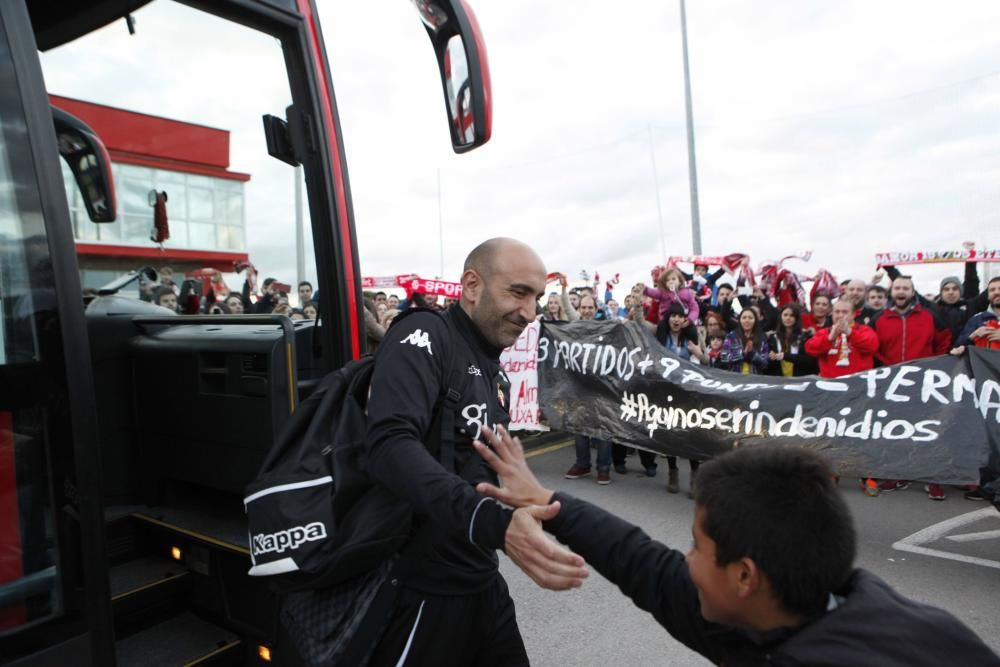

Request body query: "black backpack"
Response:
[243, 309, 467, 593]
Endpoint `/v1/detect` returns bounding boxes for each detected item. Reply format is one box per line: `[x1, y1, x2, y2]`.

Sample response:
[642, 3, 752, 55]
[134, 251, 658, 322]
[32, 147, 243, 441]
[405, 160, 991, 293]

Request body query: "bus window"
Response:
[40, 1, 316, 313]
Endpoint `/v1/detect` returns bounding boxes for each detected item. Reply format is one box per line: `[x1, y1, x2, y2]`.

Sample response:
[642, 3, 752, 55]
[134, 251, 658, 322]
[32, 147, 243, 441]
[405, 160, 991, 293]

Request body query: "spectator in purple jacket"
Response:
[642, 267, 700, 325]
[719, 308, 769, 374]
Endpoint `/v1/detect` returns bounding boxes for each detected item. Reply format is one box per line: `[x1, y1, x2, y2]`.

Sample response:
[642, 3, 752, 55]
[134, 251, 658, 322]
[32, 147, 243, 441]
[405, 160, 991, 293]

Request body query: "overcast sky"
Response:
[41, 1, 1000, 298]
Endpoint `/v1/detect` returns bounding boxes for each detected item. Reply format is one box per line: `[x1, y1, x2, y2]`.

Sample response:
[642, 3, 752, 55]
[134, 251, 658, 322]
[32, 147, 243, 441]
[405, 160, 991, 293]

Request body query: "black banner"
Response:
[537, 320, 1000, 485]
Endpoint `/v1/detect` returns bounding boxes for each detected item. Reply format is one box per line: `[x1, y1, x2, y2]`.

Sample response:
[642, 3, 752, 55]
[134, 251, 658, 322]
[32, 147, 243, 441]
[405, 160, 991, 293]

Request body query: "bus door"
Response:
[0, 2, 113, 664]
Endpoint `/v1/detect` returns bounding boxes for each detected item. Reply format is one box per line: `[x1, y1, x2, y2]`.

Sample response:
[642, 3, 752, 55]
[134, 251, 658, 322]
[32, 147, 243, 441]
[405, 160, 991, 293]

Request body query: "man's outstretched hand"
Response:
[504, 503, 588, 591]
[473, 425, 553, 508]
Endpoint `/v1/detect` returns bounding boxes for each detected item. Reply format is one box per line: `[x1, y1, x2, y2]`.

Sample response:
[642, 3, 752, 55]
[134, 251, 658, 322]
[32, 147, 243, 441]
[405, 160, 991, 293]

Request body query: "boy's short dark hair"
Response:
[298, 281, 313, 289]
[694, 446, 856, 616]
[707, 331, 725, 342]
[154, 286, 174, 303]
[866, 285, 886, 296]
[717, 282, 733, 291]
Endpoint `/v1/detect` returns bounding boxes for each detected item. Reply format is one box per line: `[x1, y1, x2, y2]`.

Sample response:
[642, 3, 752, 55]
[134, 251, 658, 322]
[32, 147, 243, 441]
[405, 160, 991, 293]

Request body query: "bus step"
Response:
[116, 611, 241, 667]
[110, 554, 191, 635]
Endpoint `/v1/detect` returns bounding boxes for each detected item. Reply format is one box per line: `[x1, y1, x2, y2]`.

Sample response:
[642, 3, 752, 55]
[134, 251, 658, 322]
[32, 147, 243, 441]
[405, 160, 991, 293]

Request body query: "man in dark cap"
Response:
[935, 274, 977, 343]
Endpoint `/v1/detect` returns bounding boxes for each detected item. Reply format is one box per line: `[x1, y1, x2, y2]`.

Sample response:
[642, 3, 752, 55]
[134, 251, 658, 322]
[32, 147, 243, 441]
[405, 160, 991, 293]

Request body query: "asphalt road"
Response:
[500, 439, 1000, 666]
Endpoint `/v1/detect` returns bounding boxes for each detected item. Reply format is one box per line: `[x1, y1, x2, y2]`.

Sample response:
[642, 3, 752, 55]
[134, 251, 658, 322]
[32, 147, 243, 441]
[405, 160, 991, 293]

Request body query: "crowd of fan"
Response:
[136, 266, 464, 356]
[544, 260, 1000, 503]
[134, 260, 1000, 503]
[136, 267, 321, 321]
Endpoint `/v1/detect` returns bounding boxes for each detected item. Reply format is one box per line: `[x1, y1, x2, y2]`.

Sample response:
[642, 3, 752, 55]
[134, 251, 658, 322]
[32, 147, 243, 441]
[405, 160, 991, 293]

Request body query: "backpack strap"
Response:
[388, 307, 470, 473]
[437, 311, 470, 474]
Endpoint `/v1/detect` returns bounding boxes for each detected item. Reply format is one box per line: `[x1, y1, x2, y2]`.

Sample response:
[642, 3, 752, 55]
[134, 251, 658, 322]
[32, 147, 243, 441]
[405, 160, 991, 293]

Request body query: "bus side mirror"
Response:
[51, 105, 117, 223]
[413, 0, 492, 153]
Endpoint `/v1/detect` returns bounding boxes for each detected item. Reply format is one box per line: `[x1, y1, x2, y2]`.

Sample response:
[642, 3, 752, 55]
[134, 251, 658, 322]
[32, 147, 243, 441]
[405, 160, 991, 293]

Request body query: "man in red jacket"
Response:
[873, 276, 952, 366]
[805, 299, 879, 378]
[872, 276, 953, 500]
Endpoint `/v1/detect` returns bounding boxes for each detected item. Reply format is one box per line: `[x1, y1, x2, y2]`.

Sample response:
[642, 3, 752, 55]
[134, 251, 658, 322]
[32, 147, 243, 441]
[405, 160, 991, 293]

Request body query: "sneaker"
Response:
[863, 478, 880, 497]
[926, 483, 946, 501]
[878, 480, 909, 492]
[564, 464, 591, 479]
[644, 466, 657, 478]
[614, 463, 628, 475]
[964, 487, 988, 501]
[597, 471, 611, 485]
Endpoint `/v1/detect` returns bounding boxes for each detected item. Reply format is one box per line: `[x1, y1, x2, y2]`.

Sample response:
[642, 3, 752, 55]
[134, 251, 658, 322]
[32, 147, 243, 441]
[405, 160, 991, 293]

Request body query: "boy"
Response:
[705, 331, 725, 367]
[154, 285, 177, 312]
[473, 429, 1000, 665]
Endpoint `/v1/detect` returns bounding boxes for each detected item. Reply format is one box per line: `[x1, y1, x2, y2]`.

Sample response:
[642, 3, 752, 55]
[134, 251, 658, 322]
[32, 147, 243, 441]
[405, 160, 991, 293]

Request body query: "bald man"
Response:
[843, 279, 867, 310]
[845, 278, 885, 327]
[359, 238, 587, 666]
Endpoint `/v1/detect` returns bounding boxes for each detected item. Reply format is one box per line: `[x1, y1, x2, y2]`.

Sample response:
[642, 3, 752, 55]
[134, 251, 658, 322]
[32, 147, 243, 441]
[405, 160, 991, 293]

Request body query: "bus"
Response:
[0, 0, 490, 664]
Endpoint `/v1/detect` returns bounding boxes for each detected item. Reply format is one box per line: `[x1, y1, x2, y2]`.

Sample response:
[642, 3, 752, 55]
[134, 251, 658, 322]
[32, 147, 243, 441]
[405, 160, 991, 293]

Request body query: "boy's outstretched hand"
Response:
[474, 425, 554, 508]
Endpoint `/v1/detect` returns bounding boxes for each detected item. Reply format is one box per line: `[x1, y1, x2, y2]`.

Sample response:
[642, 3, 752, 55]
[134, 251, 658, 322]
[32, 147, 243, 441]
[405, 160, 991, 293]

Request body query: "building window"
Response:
[188, 185, 214, 221]
[67, 164, 245, 252]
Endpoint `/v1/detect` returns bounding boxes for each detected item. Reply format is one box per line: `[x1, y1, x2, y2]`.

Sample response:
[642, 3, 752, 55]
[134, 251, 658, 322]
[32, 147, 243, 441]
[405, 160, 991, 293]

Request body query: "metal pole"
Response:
[437, 168, 444, 278]
[680, 0, 703, 254]
[647, 124, 668, 263]
[294, 165, 305, 293]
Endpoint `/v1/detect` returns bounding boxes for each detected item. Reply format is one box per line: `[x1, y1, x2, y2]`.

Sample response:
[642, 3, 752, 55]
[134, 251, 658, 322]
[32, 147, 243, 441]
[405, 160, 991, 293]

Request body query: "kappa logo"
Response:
[252, 522, 327, 556]
[468, 364, 482, 376]
[401, 329, 433, 355]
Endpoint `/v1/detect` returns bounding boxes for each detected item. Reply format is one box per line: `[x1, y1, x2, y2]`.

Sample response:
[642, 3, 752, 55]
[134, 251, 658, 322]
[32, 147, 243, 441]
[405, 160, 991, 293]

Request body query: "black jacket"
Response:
[764, 331, 816, 377]
[365, 305, 513, 594]
[544, 493, 1000, 666]
[934, 300, 977, 343]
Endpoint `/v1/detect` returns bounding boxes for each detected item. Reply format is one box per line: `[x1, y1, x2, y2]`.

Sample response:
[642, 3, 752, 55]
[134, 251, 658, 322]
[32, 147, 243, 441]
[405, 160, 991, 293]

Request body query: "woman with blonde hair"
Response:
[539, 292, 568, 321]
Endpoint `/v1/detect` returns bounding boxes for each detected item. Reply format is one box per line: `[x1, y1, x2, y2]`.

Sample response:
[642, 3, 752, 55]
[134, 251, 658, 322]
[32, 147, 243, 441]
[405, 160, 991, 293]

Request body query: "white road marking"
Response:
[946, 529, 1000, 543]
[892, 508, 1000, 570]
